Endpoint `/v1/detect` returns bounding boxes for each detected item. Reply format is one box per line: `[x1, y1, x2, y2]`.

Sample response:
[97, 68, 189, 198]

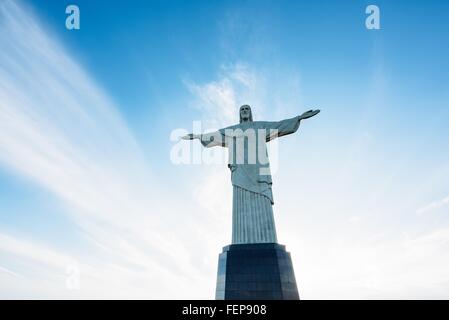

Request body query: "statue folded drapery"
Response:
[183, 105, 319, 244]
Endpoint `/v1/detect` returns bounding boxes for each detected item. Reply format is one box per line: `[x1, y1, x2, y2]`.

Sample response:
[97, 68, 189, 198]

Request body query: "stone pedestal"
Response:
[215, 243, 299, 300]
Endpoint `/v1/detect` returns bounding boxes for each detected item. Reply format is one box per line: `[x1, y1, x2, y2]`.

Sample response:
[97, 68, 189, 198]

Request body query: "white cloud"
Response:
[0, 265, 23, 279]
[0, 231, 155, 298]
[185, 63, 302, 128]
[0, 0, 214, 299]
[416, 195, 449, 215]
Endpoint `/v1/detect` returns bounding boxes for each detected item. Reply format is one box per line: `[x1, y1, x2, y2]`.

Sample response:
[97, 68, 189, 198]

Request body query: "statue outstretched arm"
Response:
[265, 109, 320, 141]
[181, 133, 201, 140]
[299, 109, 320, 120]
[181, 131, 227, 148]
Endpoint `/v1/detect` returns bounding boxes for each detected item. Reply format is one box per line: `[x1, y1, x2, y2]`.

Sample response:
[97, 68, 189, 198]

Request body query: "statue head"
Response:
[239, 104, 253, 123]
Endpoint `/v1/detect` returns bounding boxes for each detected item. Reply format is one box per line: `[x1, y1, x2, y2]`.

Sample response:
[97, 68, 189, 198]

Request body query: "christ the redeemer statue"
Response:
[182, 105, 320, 245]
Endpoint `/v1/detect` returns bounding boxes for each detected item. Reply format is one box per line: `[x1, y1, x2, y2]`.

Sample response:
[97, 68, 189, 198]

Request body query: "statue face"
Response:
[240, 105, 252, 122]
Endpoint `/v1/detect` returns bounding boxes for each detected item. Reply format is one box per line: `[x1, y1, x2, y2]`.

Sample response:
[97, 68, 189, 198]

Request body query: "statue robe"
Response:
[200, 115, 301, 244]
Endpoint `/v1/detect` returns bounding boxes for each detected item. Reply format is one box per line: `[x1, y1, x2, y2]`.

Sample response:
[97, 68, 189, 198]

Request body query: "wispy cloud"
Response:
[185, 63, 303, 128]
[416, 195, 449, 215]
[0, 0, 209, 298]
[185, 63, 259, 128]
[0, 230, 203, 298]
[0, 265, 23, 279]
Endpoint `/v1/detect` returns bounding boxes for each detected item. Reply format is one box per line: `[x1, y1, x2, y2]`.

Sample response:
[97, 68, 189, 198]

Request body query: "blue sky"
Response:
[0, 0, 449, 298]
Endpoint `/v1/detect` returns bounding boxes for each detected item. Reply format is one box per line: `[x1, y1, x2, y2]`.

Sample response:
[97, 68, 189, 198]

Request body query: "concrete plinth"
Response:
[215, 243, 299, 300]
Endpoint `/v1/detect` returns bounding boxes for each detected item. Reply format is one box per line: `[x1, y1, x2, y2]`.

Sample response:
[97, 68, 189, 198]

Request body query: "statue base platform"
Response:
[215, 243, 299, 300]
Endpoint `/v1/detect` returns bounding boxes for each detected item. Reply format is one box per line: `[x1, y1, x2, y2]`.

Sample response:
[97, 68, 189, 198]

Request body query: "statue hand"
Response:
[299, 109, 320, 120]
[181, 133, 200, 140]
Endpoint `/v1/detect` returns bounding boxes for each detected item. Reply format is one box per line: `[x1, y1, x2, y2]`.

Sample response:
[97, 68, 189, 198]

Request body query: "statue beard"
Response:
[240, 113, 253, 123]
